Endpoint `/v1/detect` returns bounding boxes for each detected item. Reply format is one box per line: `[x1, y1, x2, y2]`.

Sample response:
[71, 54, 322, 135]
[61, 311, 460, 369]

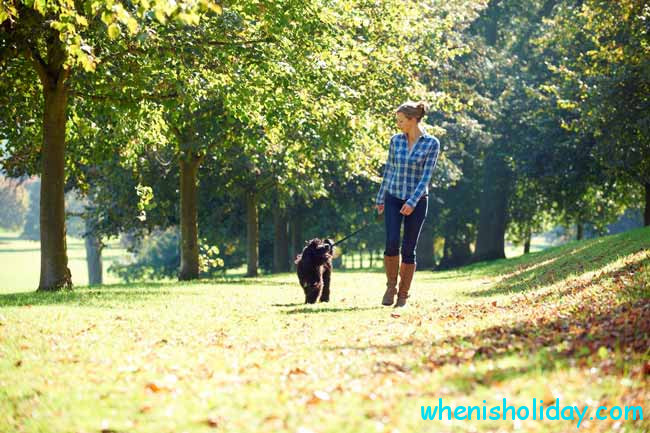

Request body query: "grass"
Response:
[0, 230, 125, 291]
[0, 227, 648, 433]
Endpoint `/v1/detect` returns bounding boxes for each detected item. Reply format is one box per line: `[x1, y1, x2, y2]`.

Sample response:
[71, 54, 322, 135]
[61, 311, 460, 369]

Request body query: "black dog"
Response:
[295, 238, 335, 303]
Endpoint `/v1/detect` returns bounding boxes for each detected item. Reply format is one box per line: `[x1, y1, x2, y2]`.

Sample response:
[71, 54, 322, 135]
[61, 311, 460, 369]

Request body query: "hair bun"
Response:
[396, 100, 429, 122]
[416, 101, 427, 120]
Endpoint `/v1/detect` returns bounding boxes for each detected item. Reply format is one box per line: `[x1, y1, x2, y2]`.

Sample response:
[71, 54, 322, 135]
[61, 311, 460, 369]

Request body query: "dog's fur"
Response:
[295, 238, 335, 303]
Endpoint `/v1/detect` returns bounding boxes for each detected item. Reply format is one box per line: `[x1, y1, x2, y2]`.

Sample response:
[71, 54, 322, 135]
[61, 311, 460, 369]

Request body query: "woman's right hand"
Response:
[376, 204, 384, 215]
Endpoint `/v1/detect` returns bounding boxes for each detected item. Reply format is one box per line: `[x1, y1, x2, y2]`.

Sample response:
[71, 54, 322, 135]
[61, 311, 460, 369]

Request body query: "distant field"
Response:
[0, 229, 553, 292]
[0, 230, 126, 293]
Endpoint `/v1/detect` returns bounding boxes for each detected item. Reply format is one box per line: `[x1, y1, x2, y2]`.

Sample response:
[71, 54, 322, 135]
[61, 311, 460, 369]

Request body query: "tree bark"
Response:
[179, 155, 201, 280]
[523, 225, 532, 255]
[272, 206, 289, 273]
[84, 217, 103, 286]
[438, 232, 473, 270]
[643, 182, 650, 227]
[38, 62, 71, 291]
[472, 149, 510, 263]
[289, 216, 303, 270]
[246, 191, 259, 277]
[576, 221, 584, 241]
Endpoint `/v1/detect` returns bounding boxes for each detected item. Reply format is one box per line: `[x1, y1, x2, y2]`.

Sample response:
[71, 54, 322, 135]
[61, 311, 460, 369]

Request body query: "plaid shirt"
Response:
[376, 132, 440, 208]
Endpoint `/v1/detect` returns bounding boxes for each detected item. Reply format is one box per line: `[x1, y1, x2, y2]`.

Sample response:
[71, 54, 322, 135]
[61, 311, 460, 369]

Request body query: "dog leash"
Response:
[332, 213, 383, 247]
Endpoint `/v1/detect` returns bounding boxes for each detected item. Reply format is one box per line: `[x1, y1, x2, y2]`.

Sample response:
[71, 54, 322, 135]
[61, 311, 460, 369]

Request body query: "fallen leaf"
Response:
[206, 416, 220, 428]
[307, 390, 331, 405]
[145, 382, 169, 393]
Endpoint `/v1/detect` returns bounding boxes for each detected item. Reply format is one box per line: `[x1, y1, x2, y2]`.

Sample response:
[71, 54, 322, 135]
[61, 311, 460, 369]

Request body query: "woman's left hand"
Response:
[400, 204, 414, 216]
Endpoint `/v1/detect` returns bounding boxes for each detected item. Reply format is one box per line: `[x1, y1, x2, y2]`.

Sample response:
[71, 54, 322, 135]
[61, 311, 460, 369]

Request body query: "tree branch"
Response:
[202, 37, 275, 46]
[23, 44, 48, 84]
[69, 90, 179, 103]
[0, 45, 19, 65]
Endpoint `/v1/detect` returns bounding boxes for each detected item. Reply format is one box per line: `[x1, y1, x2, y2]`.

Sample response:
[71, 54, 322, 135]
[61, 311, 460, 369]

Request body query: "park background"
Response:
[1, 1, 649, 432]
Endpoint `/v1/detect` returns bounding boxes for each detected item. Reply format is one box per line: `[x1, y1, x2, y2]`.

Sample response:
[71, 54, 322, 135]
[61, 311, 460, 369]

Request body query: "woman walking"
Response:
[376, 101, 440, 308]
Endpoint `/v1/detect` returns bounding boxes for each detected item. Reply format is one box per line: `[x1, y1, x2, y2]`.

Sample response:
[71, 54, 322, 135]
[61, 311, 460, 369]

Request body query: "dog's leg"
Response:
[320, 267, 331, 302]
[305, 287, 319, 304]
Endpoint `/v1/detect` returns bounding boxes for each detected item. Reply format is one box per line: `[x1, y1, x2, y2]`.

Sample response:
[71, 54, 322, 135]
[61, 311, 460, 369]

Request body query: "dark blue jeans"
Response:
[384, 193, 428, 264]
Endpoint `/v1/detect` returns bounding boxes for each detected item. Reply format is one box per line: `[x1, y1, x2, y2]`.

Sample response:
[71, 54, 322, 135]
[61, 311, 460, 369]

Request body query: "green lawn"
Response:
[0, 227, 648, 433]
[0, 230, 125, 291]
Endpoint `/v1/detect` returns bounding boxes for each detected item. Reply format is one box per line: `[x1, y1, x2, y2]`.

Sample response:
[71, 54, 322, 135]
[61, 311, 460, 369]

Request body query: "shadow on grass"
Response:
[420, 272, 474, 280]
[432, 295, 649, 387]
[464, 227, 650, 297]
[210, 277, 295, 286]
[0, 248, 41, 253]
[428, 257, 650, 390]
[0, 285, 175, 307]
[326, 341, 415, 352]
[283, 305, 382, 314]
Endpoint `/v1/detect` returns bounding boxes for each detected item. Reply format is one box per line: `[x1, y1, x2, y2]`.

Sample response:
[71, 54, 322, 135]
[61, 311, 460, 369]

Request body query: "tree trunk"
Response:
[273, 206, 289, 273]
[369, 249, 373, 268]
[485, 0, 498, 46]
[289, 217, 303, 270]
[643, 182, 650, 227]
[38, 64, 71, 291]
[179, 156, 201, 281]
[523, 225, 532, 255]
[85, 216, 103, 286]
[576, 221, 584, 241]
[472, 149, 510, 263]
[246, 191, 259, 277]
[416, 206, 435, 270]
[471, 2, 510, 264]
[438, 234, 473, 270]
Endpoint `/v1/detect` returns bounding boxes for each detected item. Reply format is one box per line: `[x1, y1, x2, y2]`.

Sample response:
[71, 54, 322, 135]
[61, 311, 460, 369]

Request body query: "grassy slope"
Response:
[0, 227, 648, 433]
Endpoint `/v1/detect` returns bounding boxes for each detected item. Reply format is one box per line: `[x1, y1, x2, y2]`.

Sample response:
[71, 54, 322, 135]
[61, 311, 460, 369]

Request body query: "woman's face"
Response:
[396, 112, 416, 133]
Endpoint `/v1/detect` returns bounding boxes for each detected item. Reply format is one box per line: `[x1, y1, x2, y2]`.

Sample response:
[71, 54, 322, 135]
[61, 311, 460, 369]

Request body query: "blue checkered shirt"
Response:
[376, 132, 440, 208]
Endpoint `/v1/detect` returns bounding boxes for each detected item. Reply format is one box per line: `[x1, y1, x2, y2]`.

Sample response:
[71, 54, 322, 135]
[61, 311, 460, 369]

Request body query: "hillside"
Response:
[0, 227, 648, 433]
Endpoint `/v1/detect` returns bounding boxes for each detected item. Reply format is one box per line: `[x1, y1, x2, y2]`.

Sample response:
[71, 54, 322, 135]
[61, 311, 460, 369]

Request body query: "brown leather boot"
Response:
[395, 263, 416, 308]
[381, 255, 400, 306]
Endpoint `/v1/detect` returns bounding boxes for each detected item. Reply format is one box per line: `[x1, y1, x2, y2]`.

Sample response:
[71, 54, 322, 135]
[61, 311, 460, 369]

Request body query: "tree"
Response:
[0, 0, 219, 290]
[540, 0, 650, 225]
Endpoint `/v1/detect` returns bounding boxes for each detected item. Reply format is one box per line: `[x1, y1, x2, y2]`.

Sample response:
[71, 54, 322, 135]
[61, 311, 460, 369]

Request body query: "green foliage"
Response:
[539, 0, 650, 185]
[19, 178, 40, 240]
[109, 227, 224, 281]
[0, 175, 28, 230]
[110, 227, 180, 282]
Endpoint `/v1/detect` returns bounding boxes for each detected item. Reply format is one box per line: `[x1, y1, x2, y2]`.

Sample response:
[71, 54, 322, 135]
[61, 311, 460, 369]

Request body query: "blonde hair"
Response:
[396, 101, 428, 122]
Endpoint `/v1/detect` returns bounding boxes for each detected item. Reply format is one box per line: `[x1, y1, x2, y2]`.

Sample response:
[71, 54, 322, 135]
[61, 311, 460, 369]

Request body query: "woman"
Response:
[376, 101, 440, 308]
